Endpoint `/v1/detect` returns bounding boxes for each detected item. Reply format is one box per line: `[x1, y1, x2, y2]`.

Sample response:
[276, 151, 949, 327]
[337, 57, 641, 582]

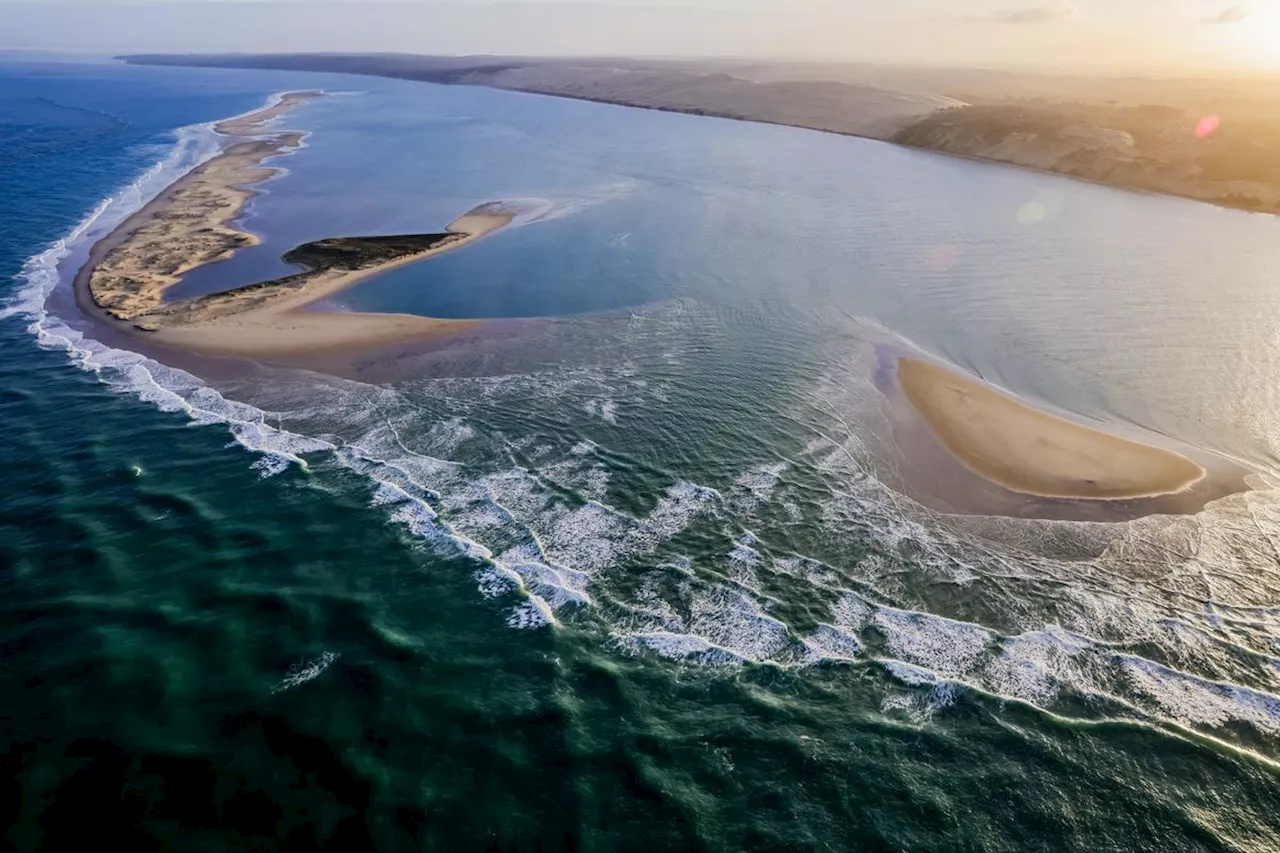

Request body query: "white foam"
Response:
[272, 651, 338, 693]
[687, 586, 792, 662]
[424, 417, 475, 457]
[622, 631, 748, 666]
[881, 660, 940, 687]
[727, 534, 760, 566]
[984, 631, 1074, 706]
[538, 456, 610, 501]
[831, 593, 874, 631]
[874, 607, 994, 680]
[507, 599, 553, 630]
[1121, 655, 1280, 735]
[732, 462, 789, 506]
[879, 681, 962, 721]
[475, 565, 519, 599]
[583, 398, 619, 424]
[803, 624, 863, 661]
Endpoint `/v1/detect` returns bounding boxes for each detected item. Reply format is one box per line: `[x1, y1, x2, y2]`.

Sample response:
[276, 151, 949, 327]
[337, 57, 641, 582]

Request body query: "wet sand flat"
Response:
[897, 357, 1206, 500]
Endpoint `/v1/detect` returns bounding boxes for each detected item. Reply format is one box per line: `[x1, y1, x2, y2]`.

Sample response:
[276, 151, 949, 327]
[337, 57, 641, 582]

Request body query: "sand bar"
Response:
[141, 210, 511, 357]
[78, 90, 514, 358]
[897, 357, 1206, 500]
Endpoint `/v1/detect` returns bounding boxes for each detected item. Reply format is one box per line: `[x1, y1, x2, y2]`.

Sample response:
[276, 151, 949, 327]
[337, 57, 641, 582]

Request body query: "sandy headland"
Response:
[78, 90, 515, 358]
[895, 357, 1209, 504]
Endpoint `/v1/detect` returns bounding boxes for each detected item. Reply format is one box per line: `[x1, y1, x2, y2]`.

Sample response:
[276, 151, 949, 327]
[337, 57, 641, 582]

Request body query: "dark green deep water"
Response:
[2, 60, 1279, 851]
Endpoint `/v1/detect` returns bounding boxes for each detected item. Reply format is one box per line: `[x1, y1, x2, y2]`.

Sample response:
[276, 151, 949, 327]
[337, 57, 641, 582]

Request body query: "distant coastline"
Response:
[76, 90, 513, 358]
[120, 53, 1280, 216]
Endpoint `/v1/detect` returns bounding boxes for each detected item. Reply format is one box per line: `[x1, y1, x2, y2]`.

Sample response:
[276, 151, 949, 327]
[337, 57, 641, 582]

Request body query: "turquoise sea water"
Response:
[3, 58, 1279, 850]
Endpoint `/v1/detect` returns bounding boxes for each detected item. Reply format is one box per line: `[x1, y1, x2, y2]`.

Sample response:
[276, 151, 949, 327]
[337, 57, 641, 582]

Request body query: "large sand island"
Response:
[897, 357, 1206, 501]
[78, 91, 513, 357]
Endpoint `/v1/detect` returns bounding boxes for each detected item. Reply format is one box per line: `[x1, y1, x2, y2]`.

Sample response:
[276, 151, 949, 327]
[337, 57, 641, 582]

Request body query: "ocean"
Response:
[2, 57, 1278, 850]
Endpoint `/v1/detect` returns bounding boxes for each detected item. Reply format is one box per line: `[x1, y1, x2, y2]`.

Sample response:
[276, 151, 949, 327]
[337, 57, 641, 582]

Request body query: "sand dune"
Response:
[86, 91, 321, 321]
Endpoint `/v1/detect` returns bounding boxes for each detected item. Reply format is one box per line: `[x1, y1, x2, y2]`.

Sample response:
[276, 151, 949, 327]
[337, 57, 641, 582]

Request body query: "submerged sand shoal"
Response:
[78, 90, 514, 358]
[897, 357, 1206, 501]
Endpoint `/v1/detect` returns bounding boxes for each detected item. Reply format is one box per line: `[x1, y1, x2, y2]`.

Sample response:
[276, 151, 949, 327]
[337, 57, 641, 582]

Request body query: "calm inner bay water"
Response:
[2, 58, 1279, 850]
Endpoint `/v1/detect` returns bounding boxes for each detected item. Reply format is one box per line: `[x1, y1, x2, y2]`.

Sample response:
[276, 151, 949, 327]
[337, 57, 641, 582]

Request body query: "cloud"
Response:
[1205, 5, 1249, 24]
[975, 3, 1079, 24]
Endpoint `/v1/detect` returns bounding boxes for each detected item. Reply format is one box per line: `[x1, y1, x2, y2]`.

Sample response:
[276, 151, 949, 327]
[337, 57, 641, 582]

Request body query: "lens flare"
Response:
[1195, 115, 1221, 139]
[1017, 201, 1047, 225]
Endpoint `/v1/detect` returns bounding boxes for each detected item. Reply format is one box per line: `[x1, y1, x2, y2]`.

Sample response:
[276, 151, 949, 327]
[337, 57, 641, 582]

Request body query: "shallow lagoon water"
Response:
[3, 58, 1279, 849]
[176, 76, 1280, 468]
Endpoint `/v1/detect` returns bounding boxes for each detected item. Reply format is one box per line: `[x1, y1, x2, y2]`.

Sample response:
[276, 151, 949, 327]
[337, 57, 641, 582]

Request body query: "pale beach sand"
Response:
[77, 90, 515, 358]
[897, 357, 1207, 501]
[214, 91, 320, 136]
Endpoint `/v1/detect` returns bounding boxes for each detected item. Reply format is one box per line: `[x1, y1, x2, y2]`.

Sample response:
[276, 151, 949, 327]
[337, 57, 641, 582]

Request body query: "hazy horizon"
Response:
[3, 0, 1279, 74]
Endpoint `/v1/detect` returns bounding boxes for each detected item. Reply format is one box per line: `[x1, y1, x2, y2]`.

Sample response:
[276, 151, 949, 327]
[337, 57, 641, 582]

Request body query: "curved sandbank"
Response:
[897, 357, 1206, 501]
[76, 90, 513, 358]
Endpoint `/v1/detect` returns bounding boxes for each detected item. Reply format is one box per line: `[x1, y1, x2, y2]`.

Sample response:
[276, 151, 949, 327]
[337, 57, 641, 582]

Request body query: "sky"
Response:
[2, 1, 1279, 72]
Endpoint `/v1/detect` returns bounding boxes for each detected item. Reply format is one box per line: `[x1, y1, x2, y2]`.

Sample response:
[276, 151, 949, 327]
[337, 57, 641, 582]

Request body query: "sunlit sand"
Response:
[897, 357, 1206, 501]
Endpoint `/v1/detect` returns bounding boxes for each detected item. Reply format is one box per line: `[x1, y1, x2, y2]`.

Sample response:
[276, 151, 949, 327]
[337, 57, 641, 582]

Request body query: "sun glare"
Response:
[1230, 8, 1280, 68]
